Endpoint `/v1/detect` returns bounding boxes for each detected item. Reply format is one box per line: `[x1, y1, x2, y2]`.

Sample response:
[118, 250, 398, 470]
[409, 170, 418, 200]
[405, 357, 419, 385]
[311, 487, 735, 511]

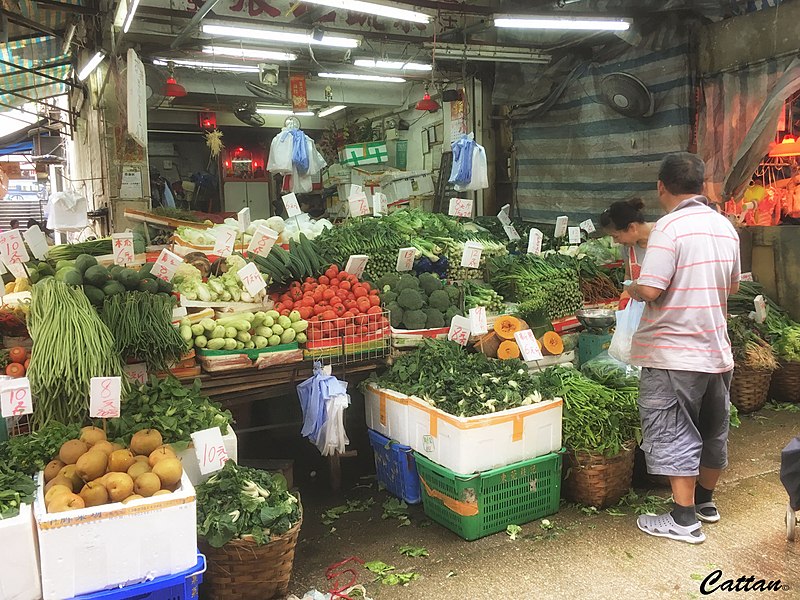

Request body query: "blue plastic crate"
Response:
[71, 554, 205, 600]
[368, 428, 421, 504]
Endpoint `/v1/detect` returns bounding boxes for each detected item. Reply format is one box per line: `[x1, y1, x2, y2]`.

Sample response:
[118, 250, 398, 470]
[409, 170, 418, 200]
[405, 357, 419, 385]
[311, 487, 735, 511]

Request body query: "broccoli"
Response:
[444, 306, 463, 324]
[381, 290, 398, 305]
[376, 273, 401, 292]
[402, 309, 427, 330]
[387, 302, 404, 328]
[428, 289, 450, 311]
[397, 288, 425, 311]
[418, 272, 443, 295]
[396, 274, 420, 292]
[424, 308, 445, 328]
[444, 285, 461, 304]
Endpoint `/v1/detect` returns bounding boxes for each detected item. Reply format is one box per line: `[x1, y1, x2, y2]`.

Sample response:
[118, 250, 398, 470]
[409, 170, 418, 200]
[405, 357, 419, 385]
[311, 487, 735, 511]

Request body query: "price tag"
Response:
[554, 215, 569, 238]
[0, 229, 30, 267]
[5, 260, 26, 279]
[348, 185, 370, 217]
[282, 192, 302, 218]
[112, 232, 135, 266]
[89, 376, 122, 418]
[123, 362, 148, 385]
[237, 207, 251, 233]
[372, 192, 388, 216]
[396, 247, 415, 272]
[213, 226, 237, 257]
[449, 197, 474, 218]
[504, 224, 520, 241]
[469, 306, 488, 336]
[153, 248, 182, 282]
[448, 315, 472, 347]
[515, 329, 543, 362]
[237, 262, 267, 296]
[247, 225, 279, 257]
[0, 377, 33, 418]
[191, 426, 229, 475]
[345, 254, 369, 279]
[740, 272, 754, 282]
[497, 204, 512, 226]
[580, 219, 596, 234]
[527, 228, 543, 255]
[23, 225, 49, 260]
[754, 294, 768, 324]
[568, 226, 582, 245]
[460, 241, 483, 269]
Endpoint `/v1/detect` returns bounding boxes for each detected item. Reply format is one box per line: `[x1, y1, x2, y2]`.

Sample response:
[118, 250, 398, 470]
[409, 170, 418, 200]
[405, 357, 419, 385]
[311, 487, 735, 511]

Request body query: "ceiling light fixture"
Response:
[201, 46, 297, 61]
[769, 135, 800, 158]
[77, 51, 106, 81]
[425, 42, 550, 64]
[154, 58, 259, 73]
[353, 59, 431, 71]
[202, 24, 360, 48]
[122, 0, 141, 33]
[300, 0, 430, 24]
[256, 107, 315, 116]
[318, 72, 406, 83]
[415, 85, 439, 112]
[318, 105, 346, 117]
[494, 15, 631, 31]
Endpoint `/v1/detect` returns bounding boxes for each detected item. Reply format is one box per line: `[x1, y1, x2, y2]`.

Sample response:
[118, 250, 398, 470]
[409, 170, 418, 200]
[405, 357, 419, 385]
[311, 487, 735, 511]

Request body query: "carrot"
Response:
[6, 362, 25, 377]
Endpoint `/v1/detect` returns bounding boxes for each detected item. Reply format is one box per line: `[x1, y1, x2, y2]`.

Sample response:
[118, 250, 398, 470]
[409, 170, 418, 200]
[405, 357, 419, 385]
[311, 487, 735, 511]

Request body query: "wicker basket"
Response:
[563, 443, 635, 508]
[770, 360, 800, 404]
[730, 367, 773, 413]
[200, 518, 302, 600]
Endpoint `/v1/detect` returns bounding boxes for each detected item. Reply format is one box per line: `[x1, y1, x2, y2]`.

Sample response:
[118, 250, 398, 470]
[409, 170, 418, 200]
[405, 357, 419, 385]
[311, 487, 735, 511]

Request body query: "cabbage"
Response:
[265, 216, 285, 234]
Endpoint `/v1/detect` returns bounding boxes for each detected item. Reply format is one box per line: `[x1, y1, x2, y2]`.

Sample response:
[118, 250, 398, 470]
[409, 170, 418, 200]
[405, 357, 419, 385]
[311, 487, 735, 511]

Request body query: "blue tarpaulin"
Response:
[0, 141, 33, 156]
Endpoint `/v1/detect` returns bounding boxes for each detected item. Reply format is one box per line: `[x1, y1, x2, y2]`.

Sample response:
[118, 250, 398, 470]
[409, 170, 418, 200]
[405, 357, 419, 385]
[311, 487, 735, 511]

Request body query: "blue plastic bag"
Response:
[297, 362, 347, 445]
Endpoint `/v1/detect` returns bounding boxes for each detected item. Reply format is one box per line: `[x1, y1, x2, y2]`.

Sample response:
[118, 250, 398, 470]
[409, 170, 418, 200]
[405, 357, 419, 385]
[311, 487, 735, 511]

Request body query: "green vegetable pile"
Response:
[580, 353, 641, 389]
[462, 280, 505, 313]
[249, 233, 327, 286]
[196, 460, 300, 548]
[378, 273, 463, 330]
[46, 234, 146, 262]
[368, 339, 553, 417]
[0, 422, 80, 476]
[728, 282, 800, 362]
[0, 464, 36, 519]
[101, 377, 232, 445]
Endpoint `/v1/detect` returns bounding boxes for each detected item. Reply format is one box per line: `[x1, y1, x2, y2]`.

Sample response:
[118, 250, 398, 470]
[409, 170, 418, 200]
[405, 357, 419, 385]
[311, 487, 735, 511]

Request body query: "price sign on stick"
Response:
[0, 229, 30, 267]
[448, 315, 472, 347]
[348, 185, 370, 217]
[123, 363, 148, 386]
[515, 329, 543, 362]
[282, 192, 302, 218]
[247, 225, 279, 257]
[112, 232, 135, 266]
[449, 198, 474, 218]
[396, 247, 415, 272]
[237, 207, 251, 233]
[469, 307, 488, 336]
[90, 377, 122, 418]
[0, 377, 33, 418]
[504, 224, 520, 241]
[4, 260, 26, 279]
[568, 226, 582, 245]
[238, 262, 267, 296]
[554, 216, 569, 238]
[345, 255, 369, 279]
[153, 248, 182, 282]
[497, 204, 512, 226]
[580, 219, 596, 234]
[23, 225, 49, 260]
[191, 426, 229, 475]
[213, 226, 237, 257]
[527, 228, 543, 255]
[461, 241, 483, 269]
[373, 192, 388, 216]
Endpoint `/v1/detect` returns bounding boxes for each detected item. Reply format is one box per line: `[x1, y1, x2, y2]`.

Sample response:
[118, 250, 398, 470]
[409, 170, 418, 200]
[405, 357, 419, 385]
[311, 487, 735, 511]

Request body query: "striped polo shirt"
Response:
[631, 196, 741, 373]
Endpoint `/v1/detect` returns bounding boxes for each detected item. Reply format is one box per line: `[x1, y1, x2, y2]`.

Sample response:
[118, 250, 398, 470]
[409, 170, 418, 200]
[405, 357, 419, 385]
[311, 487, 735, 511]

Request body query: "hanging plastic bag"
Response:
[581, 351, 641, 389]
[608, 299, 645, 364]
[297, 362, 350, 455]
[267, 130, 294, 173]
[306, 137, 327, 176]
[291, 164, 314, 194]
[454, 144, 488, 192]
[449, 134, 476, 186]
[316, 393, 350, 456]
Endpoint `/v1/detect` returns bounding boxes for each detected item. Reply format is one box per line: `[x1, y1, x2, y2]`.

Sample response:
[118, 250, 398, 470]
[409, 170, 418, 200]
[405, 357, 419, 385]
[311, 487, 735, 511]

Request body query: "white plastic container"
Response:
[34, 471, 197, 600]
[365, 385, 411, 446]
[178, 427, 239, 485]
[0, 503, 42, 600]
[380, 171, 434, 202]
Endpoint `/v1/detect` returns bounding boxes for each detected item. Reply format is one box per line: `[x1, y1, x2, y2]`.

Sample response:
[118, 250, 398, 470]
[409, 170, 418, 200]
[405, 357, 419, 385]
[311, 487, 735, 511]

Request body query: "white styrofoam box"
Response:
[380, 171, 434, 203]
[526, 351, 576, 373]
[322, 163, 351, 187]
[34, 471, 197, 600]
[178, 427, 238, 485]
[365, 384, 411, 446]
[390, 326, 449, 349]
[405, 394, 563, 475]
[0, 503, 42, 600]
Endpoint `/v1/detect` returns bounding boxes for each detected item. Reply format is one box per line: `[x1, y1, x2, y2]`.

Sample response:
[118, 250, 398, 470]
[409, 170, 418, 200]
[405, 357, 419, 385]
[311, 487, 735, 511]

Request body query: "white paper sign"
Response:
[120, 167, 143, 199]
[5, 261, 26, 279]
[191, 426, 230, 475]
[348, 185, 370, 217]
[554, 216, 569, 238]
[23, 225, 49, 260]
[89, 376, 122, 418]
[0, 377, 33, 418]
[237, 207, 251, 233]
[460, 241, 483, 269]
[515, 329, 543, 362]
[247, 225, 279, 257]
[345, 255, 369, 279]
[282, 192, 302, 218]
[238, 262, 267, 296]
[449, 197, 474, 218]
[568, 226, 582, 245]
[396, 247, 415, 272]
[497, 204, 512, 226]
[469, 306, 488, 336]
[123, 362, 149, 386]
[112, 232, 135, 266]
[504, 224, 520, 241]
[527, 228, 543, 255]
[153, 248, 183, 282]
[580, 219, 596, 234]
[448, 315, 472, 346]
[372, 192, 388, 216]
[0, 229, 30, 266]
[213, 226, 237, 257]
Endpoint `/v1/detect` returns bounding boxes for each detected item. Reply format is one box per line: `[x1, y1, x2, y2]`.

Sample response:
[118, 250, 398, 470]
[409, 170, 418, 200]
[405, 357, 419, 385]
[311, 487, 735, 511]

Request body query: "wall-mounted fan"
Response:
[234, 102, 265, 127]
[144, 64, 169, 109]
[599, 72, 654, 118]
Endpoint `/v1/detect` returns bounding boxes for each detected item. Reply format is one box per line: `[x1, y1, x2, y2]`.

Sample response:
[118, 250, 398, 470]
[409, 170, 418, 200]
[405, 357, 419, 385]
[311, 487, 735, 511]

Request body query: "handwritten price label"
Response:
[396, 247, 415, 272]
[580, 219, 596, 234]
[191, 426, 229, 475]
[4, 260, 26, 279]
[123, 362, 148, 386]
[23, 225, 49, 260]
[237, 207, 251, 233]
[497, 204, 512, 226]
[568, 226, 582, 245]
[112, 232, 135, 266]
[373, 192, 388, 216]
[0, 377, 33, 418]
[460, 241, 483, 269]
[213, 226, 237, 257]
[348, 185, 370, 217]
[0, 229, 30, 266]
[469, 306, 488, 336]
[527, 228, 543, 255]
[504, 224, 520, 241]
[448, 315, 472, 347]
[449, 197, 474, 218]
[554, 216, 569, 238]
[282, 192, 302, 218]
[247, 225, 279, 257]
[89, 376, 122, 418]
[515, 329, 543, 362]
[153, 248, 182, 283]
[238, 262, 267, 296]
[345, 255, 369, 279]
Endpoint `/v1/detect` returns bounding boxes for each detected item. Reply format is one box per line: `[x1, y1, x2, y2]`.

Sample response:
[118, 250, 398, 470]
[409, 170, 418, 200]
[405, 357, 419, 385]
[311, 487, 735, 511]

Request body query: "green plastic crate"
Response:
[414, 451, 563, 541]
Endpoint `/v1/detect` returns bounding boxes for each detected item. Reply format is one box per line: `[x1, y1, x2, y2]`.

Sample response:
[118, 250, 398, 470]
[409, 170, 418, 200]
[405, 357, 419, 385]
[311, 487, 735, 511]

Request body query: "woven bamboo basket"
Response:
[200, 518, 302, 600]
[769, 360, 800, 404]
[730, 367, 773, 413]
[563, 443, 635, 508]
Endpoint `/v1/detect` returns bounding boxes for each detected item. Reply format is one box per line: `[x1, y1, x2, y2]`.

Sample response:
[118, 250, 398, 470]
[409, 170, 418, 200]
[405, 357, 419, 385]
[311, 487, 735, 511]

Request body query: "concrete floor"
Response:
[289, 408, 800, 599]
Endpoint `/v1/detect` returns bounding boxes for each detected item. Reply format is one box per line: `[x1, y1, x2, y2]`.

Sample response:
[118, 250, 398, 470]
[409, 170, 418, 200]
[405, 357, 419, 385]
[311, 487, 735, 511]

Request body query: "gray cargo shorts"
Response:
[638, 367, 733, 477]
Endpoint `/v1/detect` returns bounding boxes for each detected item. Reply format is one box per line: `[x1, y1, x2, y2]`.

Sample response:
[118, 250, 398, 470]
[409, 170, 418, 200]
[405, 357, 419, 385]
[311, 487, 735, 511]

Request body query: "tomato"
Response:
[344, 324, 358, 336]
[289, 287, 303, 301]
[275, 303, 284, 312]
[330, 296, 343, 306]
[302, 283, 314, 293]
[353, 286, 368, 298]
[313, 290, 324, 303]
[325, 267, 338, 280]
[321, 310, 336, 321]
[369, 294, 381, 307]
[344, 300, 358, 311]
[369, 289, 379, 296]
[321, 289, 334, 301]
[9, 347, 26, 363]
[313, 304, 326, 316]
[318, 275, 330, 285]
[355, 314, 368, 326]
[362, 281, 372, 290]
[357, 297, 371, 313]
[336, 289, 349, 300]
[282, 299, 294, 310]
[303, 297, 316, 308]
[367, 305, 383, 315]
[298, 307, 313, 320]
[339, 281, 351, 291]
[321, 322, 334, 336]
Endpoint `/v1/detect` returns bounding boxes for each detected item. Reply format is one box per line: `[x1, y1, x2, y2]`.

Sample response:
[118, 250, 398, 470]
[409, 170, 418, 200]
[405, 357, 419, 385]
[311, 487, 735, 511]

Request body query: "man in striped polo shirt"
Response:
[626, 153, 741, 544]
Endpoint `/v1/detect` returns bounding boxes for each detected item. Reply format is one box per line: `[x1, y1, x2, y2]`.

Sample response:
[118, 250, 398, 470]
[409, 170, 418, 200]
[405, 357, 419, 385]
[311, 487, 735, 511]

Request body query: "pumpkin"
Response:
[497, 340, 521, 360]
[541, 331, 564, 356]
[494, 315, 522, 340]
[478, 331, 501, 358]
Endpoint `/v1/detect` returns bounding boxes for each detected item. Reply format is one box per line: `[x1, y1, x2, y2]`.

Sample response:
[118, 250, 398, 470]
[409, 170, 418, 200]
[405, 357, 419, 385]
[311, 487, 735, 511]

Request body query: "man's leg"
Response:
[694, 371, 732, 522]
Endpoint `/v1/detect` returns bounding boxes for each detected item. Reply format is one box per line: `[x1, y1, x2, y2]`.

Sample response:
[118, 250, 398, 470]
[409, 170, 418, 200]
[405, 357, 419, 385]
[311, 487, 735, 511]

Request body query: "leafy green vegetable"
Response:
[0, 422, 81, 476]
[0, 464, 36, 519]
[399, 545, 429, 558]
[506, 524, 522, 540]
[364, 561, 420, 586]
[382, 498, 410, 527]
[321, 498, 374, 525]
[581, 353, 641, 389]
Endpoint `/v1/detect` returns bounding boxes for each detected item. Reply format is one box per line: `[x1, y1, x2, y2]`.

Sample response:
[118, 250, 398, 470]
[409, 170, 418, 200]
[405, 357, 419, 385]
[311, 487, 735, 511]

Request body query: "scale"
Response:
[576, 309, 615, 366]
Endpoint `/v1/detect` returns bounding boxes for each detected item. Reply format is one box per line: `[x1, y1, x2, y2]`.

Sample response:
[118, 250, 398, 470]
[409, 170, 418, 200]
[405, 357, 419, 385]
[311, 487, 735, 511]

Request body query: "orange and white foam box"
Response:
[365, 385, 412, 446]
[177, 427, 239, 486]
[0, 503, 41, 600]
[33, 472, 197, 600]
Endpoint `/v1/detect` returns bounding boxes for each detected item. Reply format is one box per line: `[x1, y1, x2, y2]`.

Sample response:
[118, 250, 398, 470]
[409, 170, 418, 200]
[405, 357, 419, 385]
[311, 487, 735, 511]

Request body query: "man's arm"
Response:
[627, 282, 663, 303]
[730, 281, 740, 296]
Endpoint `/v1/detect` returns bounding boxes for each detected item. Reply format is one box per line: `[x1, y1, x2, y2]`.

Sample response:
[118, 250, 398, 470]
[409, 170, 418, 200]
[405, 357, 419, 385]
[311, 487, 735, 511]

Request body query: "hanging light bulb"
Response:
[163, 61, 187, 98]
[769, 134, 800, 158]
[415, 84, 440, 112]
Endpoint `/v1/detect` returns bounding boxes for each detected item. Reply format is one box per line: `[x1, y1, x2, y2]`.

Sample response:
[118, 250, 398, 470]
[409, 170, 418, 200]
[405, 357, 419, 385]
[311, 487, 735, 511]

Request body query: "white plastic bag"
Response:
[267, 130, 293, 173]
[290, 165, 314, 194]
[306, 138, 327, 176]
[316, 393, 350, 456]
[454, 144, 488, 191]
[608, 300, 645, 364]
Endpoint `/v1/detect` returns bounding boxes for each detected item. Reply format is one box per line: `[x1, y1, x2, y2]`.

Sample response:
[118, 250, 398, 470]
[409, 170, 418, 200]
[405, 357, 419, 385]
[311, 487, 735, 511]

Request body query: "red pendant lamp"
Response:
[416, 84, 440, 112]
[164, 61, 187, 98]
[769, 134, 800, 158]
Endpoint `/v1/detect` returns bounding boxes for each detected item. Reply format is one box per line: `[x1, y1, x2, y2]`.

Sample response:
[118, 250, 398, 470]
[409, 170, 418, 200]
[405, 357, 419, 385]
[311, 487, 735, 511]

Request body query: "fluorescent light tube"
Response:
[77, 51, 106, 81]
[256, 108, 315, 116]
[301, 0, 429, 24]
[202, 46, 297, 61]
[122, 0, 140, 33]
[353, 59, 431, 71]
[494, 15, 631, 31]
[318, 105, 346, 117]
[427, 42, 550, 64]
[153, 58, 259, 73]
[318, 72, 406, 83]
[202, 24, 359, 48]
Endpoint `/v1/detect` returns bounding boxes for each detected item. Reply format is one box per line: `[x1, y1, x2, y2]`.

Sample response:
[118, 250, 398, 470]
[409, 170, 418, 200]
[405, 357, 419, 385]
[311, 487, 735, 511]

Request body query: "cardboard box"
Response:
[34, 472, 197, 600]
[339, 141, 389, 167]
[0, 503, 42, 600]
[177, 427, 239, 485]
[380, 171, 434, 203]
